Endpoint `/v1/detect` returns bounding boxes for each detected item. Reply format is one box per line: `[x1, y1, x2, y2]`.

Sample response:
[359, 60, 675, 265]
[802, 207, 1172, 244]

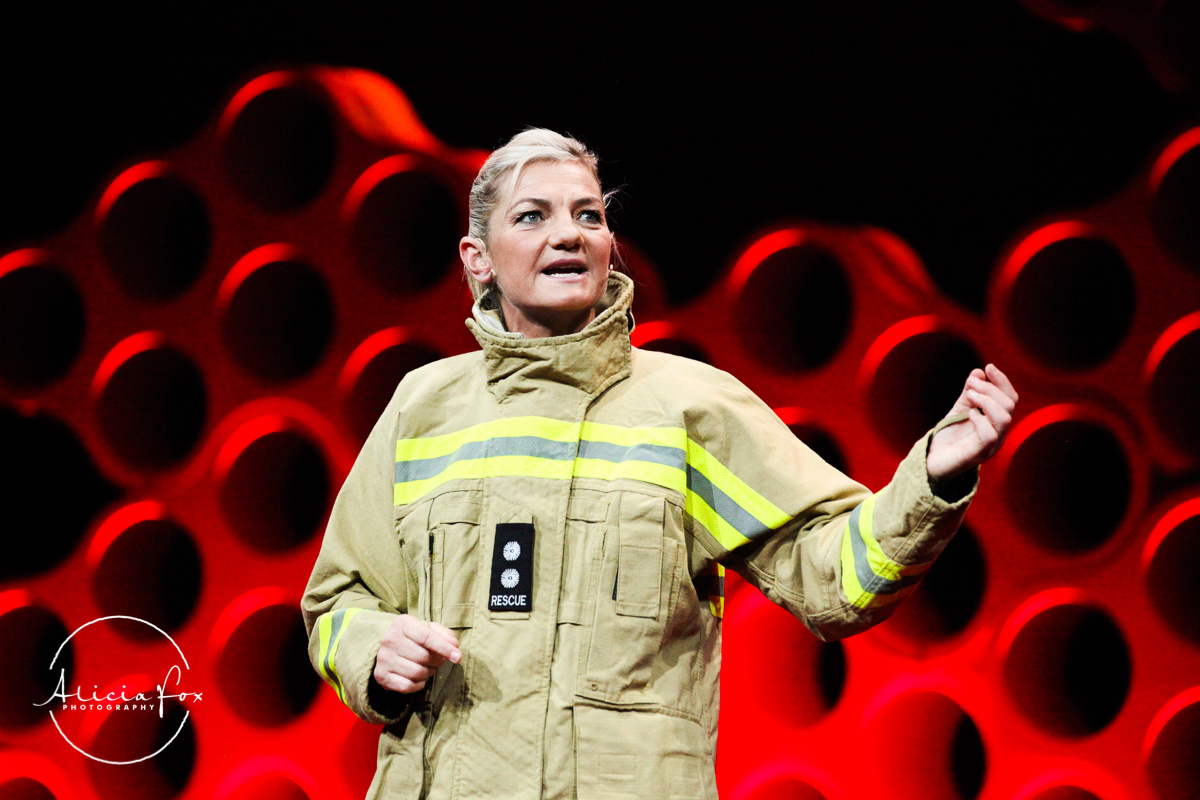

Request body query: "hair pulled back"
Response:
[465, 128, 609, 301]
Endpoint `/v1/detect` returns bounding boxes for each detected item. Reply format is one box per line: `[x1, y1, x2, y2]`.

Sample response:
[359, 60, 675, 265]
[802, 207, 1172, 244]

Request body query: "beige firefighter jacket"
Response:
[302, 271, 975, 800]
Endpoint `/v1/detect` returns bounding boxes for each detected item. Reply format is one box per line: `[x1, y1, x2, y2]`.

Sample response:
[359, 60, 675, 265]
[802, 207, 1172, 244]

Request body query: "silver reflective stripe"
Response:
[394, 429, 786, 546]
[323, 609, 347, 697]
[575, 439, 685, 469]
[395, 436, 577, 483]
[848, 504, 922, 596]
[687, 465, 773, 541]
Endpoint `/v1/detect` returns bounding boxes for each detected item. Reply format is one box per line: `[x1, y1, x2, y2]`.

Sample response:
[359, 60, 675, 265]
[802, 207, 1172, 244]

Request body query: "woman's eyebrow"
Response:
[506, 196, 554, 216]
[509, 194, 603, 211]
[511, 197, 552, 209]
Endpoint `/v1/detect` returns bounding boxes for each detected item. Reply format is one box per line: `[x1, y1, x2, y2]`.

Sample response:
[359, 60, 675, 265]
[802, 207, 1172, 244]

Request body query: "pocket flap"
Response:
[441, 603, 475, 629]
[568, 495, 609, 522]
[619, 494, 664, 550]
[431, 498, 482, 526]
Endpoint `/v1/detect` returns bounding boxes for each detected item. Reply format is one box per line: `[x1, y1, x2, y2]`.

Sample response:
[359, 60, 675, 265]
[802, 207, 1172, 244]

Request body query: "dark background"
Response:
[0, 3, 1188, 308]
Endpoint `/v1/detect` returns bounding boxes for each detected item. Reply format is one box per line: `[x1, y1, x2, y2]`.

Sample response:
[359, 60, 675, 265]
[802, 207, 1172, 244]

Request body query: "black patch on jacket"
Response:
[489, 523, 533, 612]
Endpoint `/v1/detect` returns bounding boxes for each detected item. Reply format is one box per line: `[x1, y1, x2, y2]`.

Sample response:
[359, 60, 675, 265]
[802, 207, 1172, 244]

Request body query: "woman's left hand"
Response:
[926, 363, 1018, 485]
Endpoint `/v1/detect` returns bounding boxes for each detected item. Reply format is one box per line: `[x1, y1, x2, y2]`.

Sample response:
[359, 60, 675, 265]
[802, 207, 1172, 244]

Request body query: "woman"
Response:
[303, 129, 1017, 800]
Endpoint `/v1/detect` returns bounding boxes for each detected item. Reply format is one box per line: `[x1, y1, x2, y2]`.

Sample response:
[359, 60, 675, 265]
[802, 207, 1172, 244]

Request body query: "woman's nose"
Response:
[548, 213, 583, 248]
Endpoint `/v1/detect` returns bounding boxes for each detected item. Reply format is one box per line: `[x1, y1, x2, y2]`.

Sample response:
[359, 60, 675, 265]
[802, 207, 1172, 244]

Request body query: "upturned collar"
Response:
[466, 271, 635, 400]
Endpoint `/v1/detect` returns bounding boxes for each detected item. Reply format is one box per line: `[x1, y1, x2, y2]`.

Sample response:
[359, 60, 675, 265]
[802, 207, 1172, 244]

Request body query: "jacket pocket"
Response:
[559, 491, 610, 625]
[574, 705, 718, 800]
[428, 493, 483, 629]
[577, 492, 682, 706]
[615, 494, 663, 618]
[396, 505, 431, 622]
[396, 491, 482, 627]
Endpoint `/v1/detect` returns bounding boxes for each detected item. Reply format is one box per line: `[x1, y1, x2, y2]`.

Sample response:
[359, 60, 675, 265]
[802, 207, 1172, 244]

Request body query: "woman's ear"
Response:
[460, 236, 494, 284]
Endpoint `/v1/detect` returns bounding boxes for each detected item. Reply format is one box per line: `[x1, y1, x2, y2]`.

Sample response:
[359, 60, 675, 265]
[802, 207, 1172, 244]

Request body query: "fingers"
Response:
[984, 363, 1018, 405]
[948, 367, 992, 416]
[929, 364, 1018, 478]
[965, 384, 1009, 432]
[953, 362, 1017, 433]
[966, 406, 1000, 454]
[373, 663, 429, 693]
[962, 385, 1014, 463]
[428, 621, 461, 652]
[407, 618, 461, 663]
[393, 615, 462, 664]
[966, 372, 1016, 416]
[374, 635, 436, 693]
[374, 615, 463, 694]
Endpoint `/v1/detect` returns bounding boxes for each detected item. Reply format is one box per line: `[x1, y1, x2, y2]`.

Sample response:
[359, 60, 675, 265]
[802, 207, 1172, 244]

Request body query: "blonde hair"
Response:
[465, 128, 615, 300]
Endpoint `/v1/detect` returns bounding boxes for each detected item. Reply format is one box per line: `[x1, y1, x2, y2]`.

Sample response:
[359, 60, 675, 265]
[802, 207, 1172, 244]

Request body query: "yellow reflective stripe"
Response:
[316, 613, 336, 696]
[394, 454, 577, 504]
[396, 458, 488, 504]
[686, 491, 751, 551]
[393, 418, 798, 552]
[685, 440, 791, 531]
[396, 417, 581, 461]
[573, 457, 687, 493]
[709, 563, 726, 618]
[839, 495, 930, 609]
[840, 528, 915, 609]
[840, 522, 875, 608]
[857, 495, 933, 582]
[581, 421, 688, 450]
[486, 454, 575, 481]
[316, 608, 364, 705]
[326, 608, 361, 704]
[398, 455, 688, 504]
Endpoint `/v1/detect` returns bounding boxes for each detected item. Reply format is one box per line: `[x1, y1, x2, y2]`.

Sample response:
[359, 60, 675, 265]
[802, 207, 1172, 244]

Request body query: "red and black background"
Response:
[2, 3, 1200, 799]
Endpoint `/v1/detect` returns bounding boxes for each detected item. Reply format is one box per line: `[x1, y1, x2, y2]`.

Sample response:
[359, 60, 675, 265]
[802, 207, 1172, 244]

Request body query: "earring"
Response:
[608, 264, 614, 271]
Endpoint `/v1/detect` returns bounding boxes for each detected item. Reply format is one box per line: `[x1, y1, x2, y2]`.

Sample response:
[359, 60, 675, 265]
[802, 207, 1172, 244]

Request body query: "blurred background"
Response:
[1, 3, 1199, 799]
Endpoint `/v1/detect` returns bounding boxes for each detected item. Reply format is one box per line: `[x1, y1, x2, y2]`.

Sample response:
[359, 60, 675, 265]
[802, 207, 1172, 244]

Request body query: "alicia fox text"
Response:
[36, 665, 203, 716]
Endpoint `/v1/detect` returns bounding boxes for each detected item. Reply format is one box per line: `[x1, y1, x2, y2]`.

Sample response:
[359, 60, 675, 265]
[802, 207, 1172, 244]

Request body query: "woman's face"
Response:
[462, 160, 612, 338]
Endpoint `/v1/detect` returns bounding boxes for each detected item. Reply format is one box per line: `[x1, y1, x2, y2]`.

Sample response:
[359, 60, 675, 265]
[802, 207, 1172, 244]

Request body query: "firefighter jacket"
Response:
[302, 271, 976, 800]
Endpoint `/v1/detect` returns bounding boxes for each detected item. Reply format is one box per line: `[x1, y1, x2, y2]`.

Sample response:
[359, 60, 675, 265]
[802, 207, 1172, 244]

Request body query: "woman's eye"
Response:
[578, 209, 603, 224]
[516, 210, 542, 224]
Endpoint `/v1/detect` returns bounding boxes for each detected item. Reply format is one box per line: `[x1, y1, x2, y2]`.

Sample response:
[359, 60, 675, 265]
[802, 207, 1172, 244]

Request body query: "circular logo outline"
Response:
[500, 568, 520, 589]
[46, 615, 193, 765]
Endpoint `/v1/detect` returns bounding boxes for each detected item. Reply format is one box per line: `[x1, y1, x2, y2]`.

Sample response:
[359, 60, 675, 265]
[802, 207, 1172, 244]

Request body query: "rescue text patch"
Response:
[489, 523, 534, 612]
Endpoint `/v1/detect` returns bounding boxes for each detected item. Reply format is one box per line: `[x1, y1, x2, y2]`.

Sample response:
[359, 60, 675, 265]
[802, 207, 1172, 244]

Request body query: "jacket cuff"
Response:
[882, 416, 978, 566]
[367, 664, 421, 720]
[312, 609, 410, 726]
[923, 411, 981, 506]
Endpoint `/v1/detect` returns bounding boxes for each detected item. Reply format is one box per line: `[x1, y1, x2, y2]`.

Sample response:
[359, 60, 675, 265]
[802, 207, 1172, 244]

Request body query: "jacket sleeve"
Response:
[685, 370, 976, 641]
[302, 387, 415, 724]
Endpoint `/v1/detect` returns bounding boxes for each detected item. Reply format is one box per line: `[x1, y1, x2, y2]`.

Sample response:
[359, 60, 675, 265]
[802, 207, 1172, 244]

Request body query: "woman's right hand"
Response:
[374, 614, 462, 693]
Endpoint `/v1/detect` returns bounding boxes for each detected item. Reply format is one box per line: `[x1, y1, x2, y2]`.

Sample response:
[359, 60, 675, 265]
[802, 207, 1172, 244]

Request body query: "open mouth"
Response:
[542, 265, 587, 276]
